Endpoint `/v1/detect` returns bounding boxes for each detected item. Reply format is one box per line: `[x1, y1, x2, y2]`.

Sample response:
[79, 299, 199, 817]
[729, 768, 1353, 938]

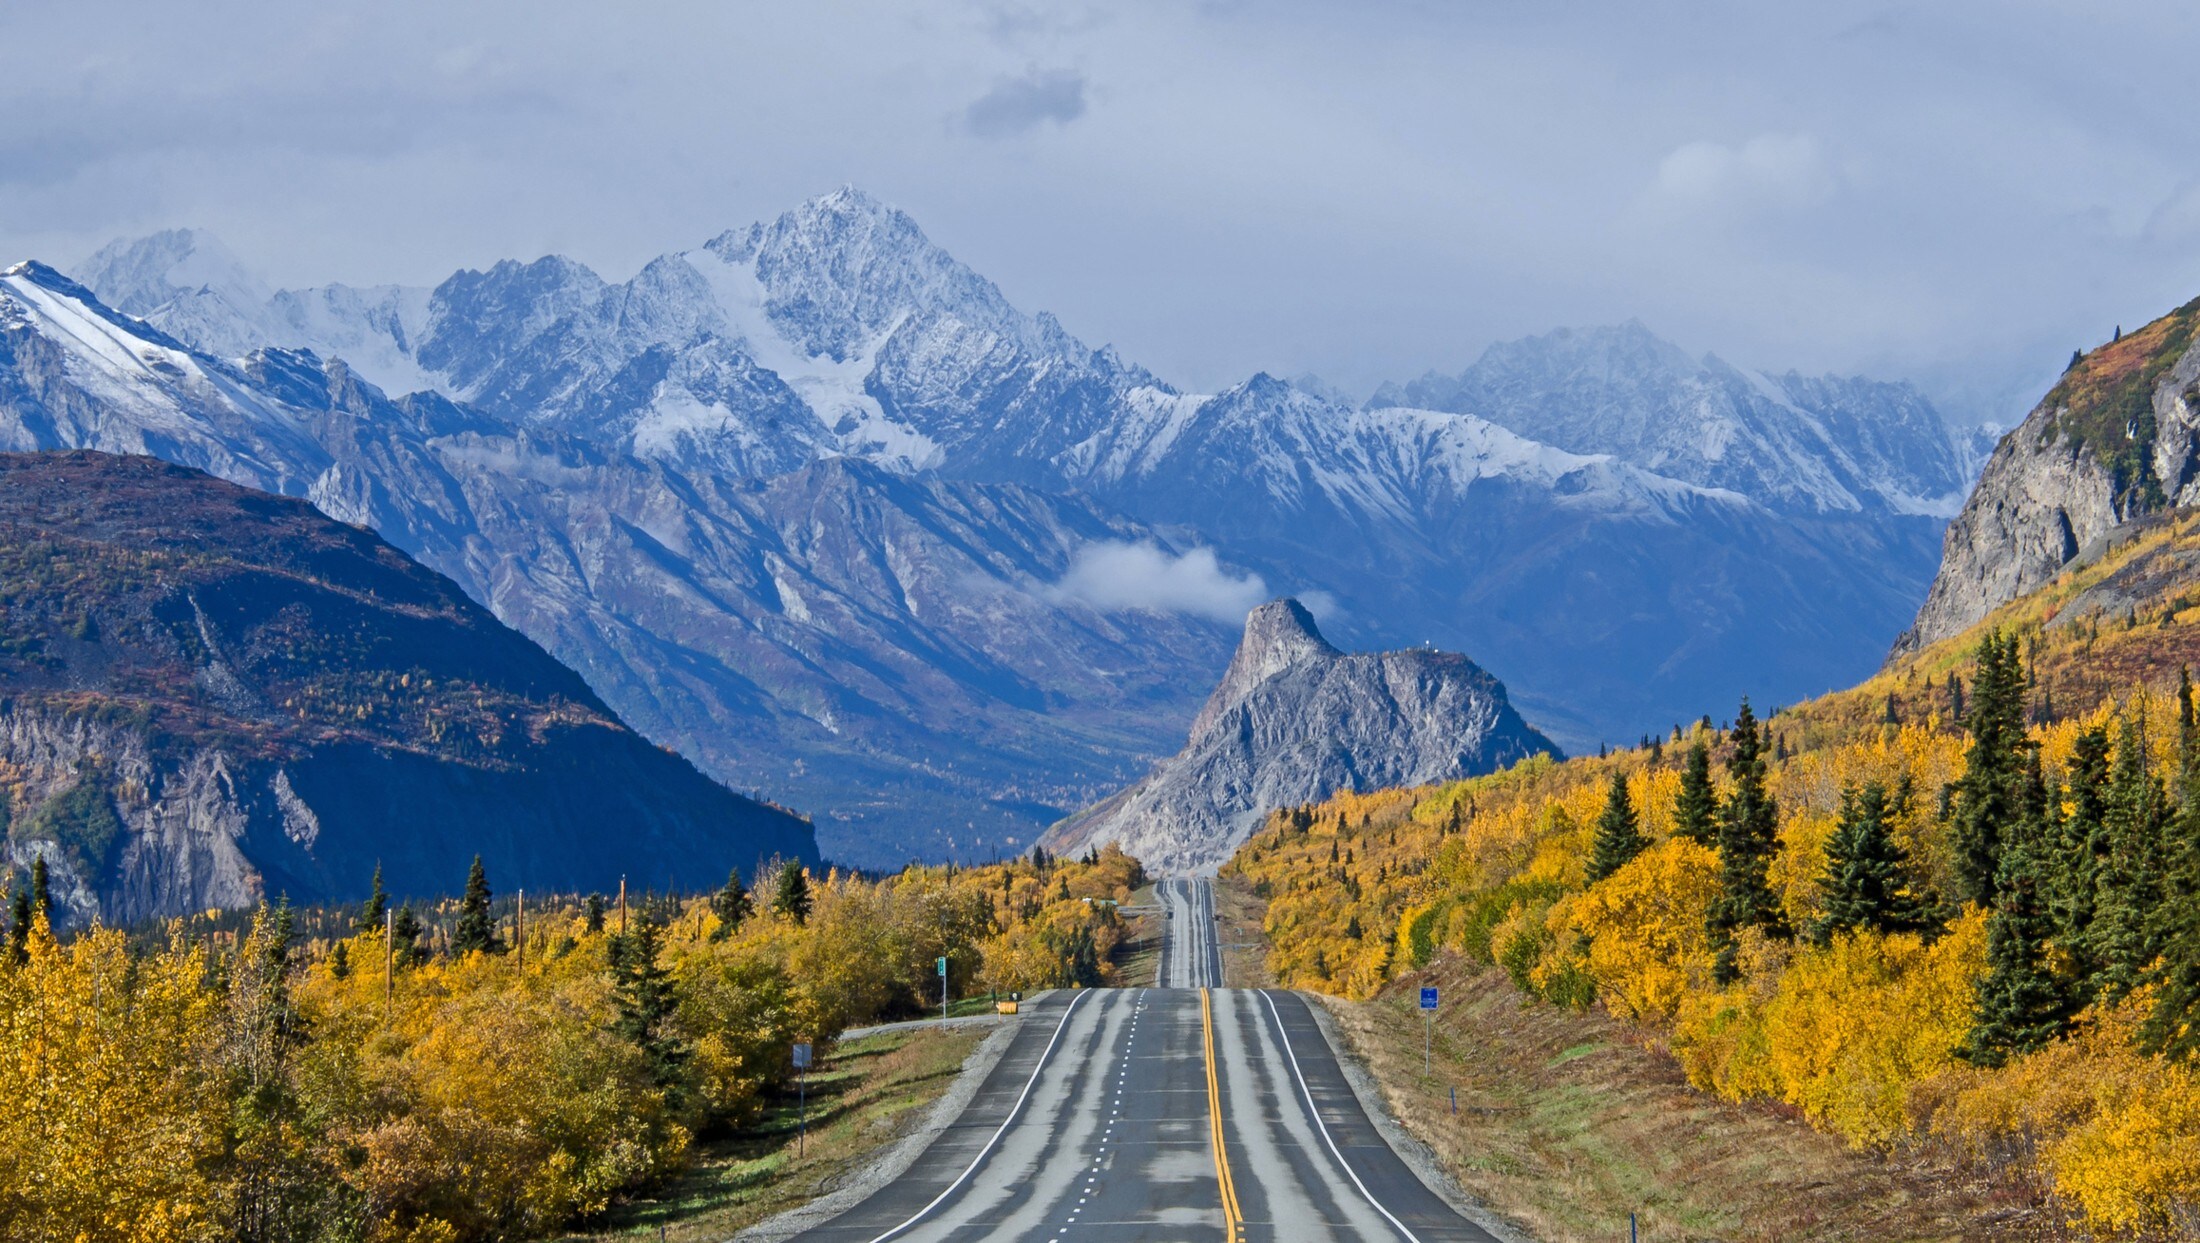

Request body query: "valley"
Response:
[8, 13, 2200, 1238]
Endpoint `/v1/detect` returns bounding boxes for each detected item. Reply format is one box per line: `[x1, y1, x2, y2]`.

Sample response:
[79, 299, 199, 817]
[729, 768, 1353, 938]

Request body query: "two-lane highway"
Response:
[791, 878, 1499, 1242]
[1157, 877, 1224, 989]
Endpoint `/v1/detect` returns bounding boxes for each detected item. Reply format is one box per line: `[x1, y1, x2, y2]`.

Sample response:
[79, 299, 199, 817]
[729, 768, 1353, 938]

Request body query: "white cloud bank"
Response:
[1047, 540, 1267, 624]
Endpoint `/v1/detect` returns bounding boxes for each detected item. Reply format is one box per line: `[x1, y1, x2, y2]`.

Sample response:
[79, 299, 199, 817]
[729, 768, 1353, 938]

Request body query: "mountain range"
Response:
[0, 188, 1979, 865]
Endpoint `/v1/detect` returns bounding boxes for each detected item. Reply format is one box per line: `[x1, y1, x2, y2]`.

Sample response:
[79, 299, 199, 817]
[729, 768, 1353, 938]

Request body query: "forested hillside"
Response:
[0, 451, 814, 924]
[1226, 508, 2200, 1235]
[0, 844, 1142, 1242]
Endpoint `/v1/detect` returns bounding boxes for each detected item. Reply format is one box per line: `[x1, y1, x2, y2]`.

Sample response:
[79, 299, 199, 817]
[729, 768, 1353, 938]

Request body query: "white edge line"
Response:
[1260, 989, 1426, 1243]
[866, 988, 1094, 1243]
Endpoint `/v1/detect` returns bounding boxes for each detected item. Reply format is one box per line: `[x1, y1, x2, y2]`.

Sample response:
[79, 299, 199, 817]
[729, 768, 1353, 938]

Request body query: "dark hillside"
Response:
[0, 450, 815, 924]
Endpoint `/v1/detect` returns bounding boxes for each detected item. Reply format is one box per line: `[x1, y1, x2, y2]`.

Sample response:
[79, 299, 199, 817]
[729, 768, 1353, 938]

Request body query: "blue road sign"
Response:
[1419, 986, 1439, 1011]
[792, 1041, 813, 1069]
[937, 956, 949, 977]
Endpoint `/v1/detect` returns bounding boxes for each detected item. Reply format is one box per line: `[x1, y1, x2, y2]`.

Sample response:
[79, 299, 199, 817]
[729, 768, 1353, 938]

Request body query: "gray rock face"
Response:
[1897, 302, 2200, 654]
[1045, 600, 1557, 875]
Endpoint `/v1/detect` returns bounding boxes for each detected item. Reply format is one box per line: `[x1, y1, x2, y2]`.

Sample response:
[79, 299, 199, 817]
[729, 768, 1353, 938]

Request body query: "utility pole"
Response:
[515, 889, 524, 971]
[617, 876, 627, 937]
[383, 907, 394, 1024]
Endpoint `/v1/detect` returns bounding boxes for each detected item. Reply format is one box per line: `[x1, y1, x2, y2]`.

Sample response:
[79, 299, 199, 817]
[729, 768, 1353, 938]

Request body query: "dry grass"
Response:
[554, 1024, 987, 1241]
[1114, 882, 1167, 986]
[1213, 873, 1275, 989]
[1322, 956, 2052, 1242]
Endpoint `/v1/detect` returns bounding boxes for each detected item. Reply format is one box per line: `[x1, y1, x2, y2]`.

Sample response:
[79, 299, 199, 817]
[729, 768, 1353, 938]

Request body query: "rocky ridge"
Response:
[1045, 599, 1556, 874]
[1897, 297, 2200, 654]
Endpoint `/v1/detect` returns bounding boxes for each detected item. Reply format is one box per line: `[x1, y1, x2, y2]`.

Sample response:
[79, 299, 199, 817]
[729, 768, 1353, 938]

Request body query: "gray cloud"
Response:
[962, 68, 1087, 138]
[5, 1, 2200, 429]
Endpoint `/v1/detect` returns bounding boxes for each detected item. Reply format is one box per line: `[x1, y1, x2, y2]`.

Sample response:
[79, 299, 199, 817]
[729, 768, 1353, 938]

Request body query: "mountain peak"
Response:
[1191, 598, 1340, 739]
[78, 227, 268, 318]
[1048, 595, 1555, 874]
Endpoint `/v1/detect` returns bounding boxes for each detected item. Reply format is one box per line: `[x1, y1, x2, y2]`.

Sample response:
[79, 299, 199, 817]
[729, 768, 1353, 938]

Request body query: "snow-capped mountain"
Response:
[1375, 321, 1974, 518]
[47, 189, 1971, 858]
[0, 258, 1238, 865]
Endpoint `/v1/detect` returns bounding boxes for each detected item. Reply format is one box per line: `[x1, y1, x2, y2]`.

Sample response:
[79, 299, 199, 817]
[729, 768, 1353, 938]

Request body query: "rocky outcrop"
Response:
[1897, 297, 2200, 655]
[1044, 600, 1557, 875]
[0, 451, 816, 927]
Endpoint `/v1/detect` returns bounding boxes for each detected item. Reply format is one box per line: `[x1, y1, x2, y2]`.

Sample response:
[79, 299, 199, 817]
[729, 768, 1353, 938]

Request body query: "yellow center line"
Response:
[1202, 987, 1245, 1235]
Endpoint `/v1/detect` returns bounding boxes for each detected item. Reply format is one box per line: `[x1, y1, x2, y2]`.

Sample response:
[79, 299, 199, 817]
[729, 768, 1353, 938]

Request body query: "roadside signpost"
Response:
[938, 955, 949, 1021]
[792, 1041, 813, 1155]
[1419, 986, 1438, 1076]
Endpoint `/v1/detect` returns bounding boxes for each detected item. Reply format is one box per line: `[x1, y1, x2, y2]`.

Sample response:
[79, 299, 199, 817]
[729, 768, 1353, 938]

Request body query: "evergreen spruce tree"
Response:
[1952, 632, 2029, 907]
[2050, 725, 2112, 979]
[1673, 738, 1719, 846]
[584, 893, 606, 934]
[709, 868, 752, 938]
[329, 939, 351, 980]
[5, 881, 28, 965]
[1810, 781, 1925, 944]
[1964, 748, 2076, 1064]
[356, 862, 389, 934]
[1586, 772, 1647, 882]
[609, 918, 687, 1092]
[1710, 699, 1789, 984]
[391, 905, 425, 966]
[773, 861, 813, 925]
[2088, 713, 2173, 1000]
[2146, 696, 2200, 1058]
[452, 854, 502, 955]
[29, 855, 50, 923]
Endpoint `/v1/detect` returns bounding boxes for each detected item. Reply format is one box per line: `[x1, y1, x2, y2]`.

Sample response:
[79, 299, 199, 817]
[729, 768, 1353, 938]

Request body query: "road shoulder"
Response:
[733, 1014, 1024, 1242]
[1298, 990, 1539, 1243]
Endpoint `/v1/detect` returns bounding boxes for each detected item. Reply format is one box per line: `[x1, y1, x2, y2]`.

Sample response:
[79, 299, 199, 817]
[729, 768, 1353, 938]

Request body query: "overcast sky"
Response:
[5, 0, 2199, 424]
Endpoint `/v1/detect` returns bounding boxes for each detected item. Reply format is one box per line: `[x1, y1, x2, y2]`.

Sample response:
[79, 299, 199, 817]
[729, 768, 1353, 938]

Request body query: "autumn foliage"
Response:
[0, 843, 1143, 1242]
[1227, 511, 2200, 1236]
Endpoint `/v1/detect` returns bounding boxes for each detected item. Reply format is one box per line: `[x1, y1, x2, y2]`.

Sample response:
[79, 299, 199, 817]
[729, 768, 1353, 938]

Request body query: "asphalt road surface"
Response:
[789, 878, 1501, 1242]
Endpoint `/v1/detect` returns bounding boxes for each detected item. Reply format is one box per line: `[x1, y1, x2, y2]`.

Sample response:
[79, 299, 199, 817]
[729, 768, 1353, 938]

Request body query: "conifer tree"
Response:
[773, 861, 813, 925]
[1673, 737, 1719, 846]
[2146, 702, 2200, 1058]
[29, 855, 49, 923]
[1952, 632, 2028, 906]
[1965, 748, 2075, 1064]
[609, 918, 686, 1092]
[2050, 725, 2111, 977]
[390, 905, 425, 966]
[1710, 699, 1788, 983]
[709, 868, 752, 937]
[2088, 713, 2173, 1000]
[452, 855, 502, 955]
[1810, 781, 1925, 943]
[585, 893, 606, 934]
[1586, 772, 1647, 882]
[5, 880, 28, 966]
[329, 939, 351, 980]
[356, 862, 389, 934]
